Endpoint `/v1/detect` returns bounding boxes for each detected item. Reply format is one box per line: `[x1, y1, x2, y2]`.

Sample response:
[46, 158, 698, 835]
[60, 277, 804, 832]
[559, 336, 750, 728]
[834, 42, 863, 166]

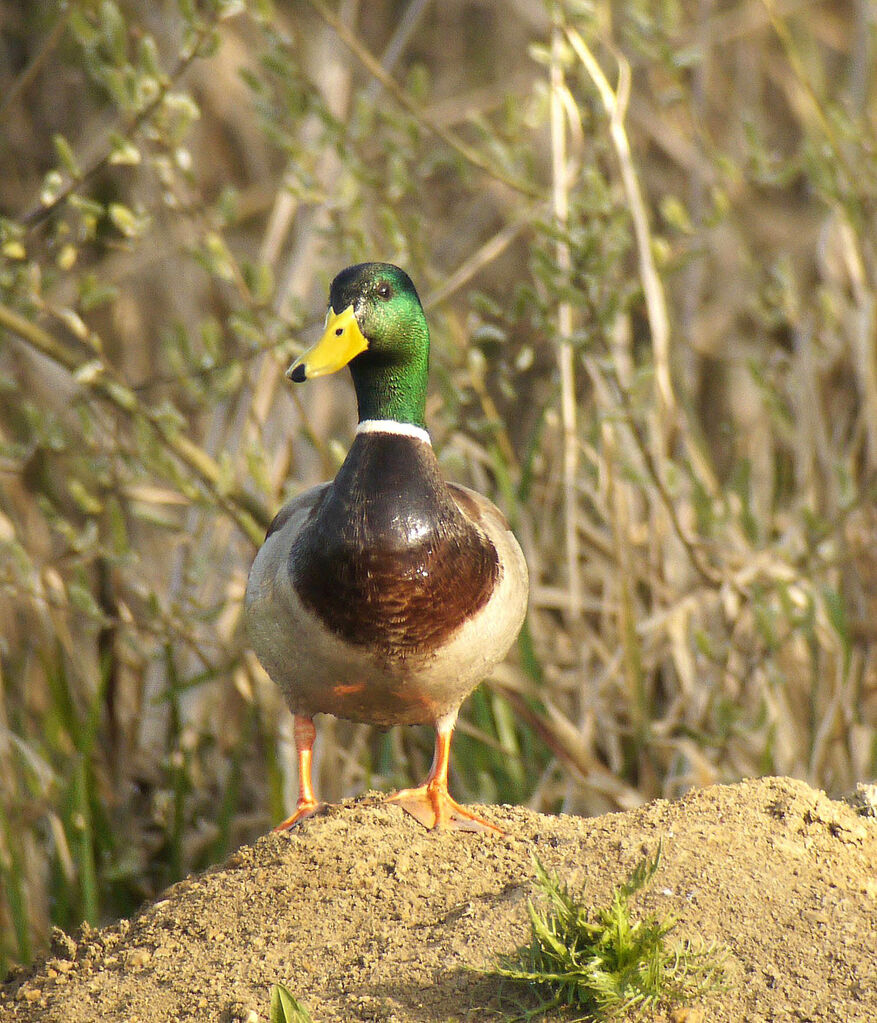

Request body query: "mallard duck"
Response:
[245, 262, 528, 832]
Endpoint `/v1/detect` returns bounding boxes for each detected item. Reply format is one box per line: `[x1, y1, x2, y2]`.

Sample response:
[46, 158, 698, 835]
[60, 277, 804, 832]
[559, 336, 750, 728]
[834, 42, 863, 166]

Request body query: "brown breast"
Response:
[290, 432, 499, 660]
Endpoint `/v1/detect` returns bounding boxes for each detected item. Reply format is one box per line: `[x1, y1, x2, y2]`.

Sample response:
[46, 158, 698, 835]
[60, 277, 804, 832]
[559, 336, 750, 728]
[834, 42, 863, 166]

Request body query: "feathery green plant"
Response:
[492, 847, 724, 1021]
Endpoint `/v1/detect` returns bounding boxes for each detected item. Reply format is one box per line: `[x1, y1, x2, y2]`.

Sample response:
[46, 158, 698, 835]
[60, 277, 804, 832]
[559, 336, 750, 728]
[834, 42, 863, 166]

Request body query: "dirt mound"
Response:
[2, 776, 875, 1022]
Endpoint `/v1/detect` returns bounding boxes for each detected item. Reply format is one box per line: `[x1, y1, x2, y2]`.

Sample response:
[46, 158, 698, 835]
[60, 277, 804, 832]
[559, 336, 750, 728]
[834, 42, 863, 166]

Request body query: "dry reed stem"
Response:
[550, 20, 582, 627]
[836, 217, 877, 471]
[565, 27, 676, 444]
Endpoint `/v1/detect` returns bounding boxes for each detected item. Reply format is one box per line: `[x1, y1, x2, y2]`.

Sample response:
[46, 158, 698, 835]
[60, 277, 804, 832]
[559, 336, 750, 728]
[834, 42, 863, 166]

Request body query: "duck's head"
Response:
[288, 262, 430, 429]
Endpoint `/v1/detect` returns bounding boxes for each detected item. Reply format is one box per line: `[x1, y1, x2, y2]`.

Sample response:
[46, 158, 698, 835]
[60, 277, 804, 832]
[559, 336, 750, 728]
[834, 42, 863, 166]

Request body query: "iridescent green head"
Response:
[288, 263, 430, 430]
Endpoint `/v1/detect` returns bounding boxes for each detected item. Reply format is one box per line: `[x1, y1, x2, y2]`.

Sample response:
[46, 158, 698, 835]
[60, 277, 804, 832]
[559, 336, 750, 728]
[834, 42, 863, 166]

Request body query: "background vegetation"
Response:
[0, 0, 874, 971]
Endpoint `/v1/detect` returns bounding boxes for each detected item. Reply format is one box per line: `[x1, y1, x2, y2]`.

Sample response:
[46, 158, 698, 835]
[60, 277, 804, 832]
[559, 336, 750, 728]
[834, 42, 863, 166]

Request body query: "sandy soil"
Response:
[2, 776, 875, 1022]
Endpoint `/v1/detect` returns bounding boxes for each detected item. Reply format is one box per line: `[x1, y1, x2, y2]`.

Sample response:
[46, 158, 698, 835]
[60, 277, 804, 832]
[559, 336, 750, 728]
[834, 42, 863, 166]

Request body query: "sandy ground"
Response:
[2, 776, 875, 1022]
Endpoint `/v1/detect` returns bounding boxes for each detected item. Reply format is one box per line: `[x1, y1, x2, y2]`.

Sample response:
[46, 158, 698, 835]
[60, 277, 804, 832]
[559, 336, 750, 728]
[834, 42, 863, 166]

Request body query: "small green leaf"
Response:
[137, 33, 161, 77]
[103, 378, 138, 412]
[69, 9, 101, 45]
[73, 359, 104, 386]
[821, 586, 850, 651]
[99, 0, 128, 65]
[109, 203, 150, 238]
[69, 195, 105, 219]
[40, 170, 64, 206]
[55, 245, 77, 271]
[160, 91, 201, 143]
[52, 134, 81, 179]
[78, 273, 120, 312]
[68, 580, 109, 620]
[270, 983, 313, 1023]
[108, 134, 141, 166]
[217, 0, 246, 18]
[68, 479, 104, 515]
[2, 240, 26, 260]
[57, 308, 90, 342]
[659, 195, 692, 233]
[249, 0, 276, 24]
[201, 232, 236, 283]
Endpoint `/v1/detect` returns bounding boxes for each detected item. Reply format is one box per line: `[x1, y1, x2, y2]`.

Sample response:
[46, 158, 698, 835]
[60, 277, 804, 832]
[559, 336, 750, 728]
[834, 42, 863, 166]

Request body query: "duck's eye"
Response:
[376, 282, 392, 300]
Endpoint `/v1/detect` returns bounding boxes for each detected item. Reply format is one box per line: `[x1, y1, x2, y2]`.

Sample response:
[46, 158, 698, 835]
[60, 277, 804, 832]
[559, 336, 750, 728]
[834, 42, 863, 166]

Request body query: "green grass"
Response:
[492, 847, 724, 1021]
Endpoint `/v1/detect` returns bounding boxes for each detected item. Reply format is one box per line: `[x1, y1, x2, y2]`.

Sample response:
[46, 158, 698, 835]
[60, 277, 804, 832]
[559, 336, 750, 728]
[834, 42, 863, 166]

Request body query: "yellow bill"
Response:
[287, 305, 368, 382]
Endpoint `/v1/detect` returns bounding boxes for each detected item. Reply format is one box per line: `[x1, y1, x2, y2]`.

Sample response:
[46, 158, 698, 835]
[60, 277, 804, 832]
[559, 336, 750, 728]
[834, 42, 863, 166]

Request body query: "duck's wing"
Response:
[263, 482, 331, 542]
[446, 482, 512, 536]
[447, 479, 528, 607]
[247, 483, 331, 610]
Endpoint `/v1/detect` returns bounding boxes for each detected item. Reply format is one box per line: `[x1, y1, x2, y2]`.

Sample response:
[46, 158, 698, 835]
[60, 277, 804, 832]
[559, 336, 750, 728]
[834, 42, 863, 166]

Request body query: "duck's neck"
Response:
[348, 336, 429, 431]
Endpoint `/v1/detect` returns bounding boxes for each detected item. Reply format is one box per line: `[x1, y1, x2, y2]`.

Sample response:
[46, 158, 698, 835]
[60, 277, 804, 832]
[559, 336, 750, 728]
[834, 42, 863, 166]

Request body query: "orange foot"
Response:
[387, 718, 504, 833]
[272, 799, 328, 832]
[387, 783, 502, 833]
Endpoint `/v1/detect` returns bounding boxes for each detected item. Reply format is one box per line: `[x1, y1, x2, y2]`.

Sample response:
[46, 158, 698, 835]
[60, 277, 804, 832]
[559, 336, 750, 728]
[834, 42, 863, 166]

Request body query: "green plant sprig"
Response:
[492, 845, 724, 1021]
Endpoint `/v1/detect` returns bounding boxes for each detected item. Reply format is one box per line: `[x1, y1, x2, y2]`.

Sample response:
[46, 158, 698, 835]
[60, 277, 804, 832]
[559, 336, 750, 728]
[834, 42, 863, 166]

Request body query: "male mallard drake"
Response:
[245, 263, 528, 832]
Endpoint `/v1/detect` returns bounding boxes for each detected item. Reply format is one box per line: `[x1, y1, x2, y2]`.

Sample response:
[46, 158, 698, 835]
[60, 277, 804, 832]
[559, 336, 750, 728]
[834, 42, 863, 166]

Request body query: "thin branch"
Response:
[363, 0, 432, 102]
[603, 363, 727, 589]
[423, 213, 537, 310]
[0, 5, 75, 121]
[761, 0, 859, 197]
[622, 398, 726, 589]
[305, 0, 540, 199]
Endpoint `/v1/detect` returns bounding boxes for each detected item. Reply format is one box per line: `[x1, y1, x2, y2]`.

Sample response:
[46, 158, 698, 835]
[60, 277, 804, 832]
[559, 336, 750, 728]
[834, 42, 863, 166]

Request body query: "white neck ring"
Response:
[356, 419, 431, 445]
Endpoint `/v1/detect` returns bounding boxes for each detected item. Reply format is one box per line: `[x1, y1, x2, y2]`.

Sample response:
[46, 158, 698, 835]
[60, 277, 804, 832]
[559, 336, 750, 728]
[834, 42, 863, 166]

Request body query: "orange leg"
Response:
[387, 716, 503, 834]
[273, 715, 325, 831]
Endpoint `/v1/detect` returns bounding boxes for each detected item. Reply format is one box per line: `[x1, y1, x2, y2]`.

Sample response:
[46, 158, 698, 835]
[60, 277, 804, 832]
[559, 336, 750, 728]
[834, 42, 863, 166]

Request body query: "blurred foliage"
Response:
[0, 0, 875, 972]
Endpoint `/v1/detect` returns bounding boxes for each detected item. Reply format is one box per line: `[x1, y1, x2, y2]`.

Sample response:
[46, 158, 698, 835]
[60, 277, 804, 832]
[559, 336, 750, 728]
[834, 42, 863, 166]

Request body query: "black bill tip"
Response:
[288, 363, 307, 383]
